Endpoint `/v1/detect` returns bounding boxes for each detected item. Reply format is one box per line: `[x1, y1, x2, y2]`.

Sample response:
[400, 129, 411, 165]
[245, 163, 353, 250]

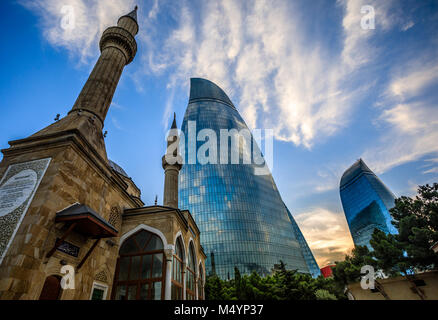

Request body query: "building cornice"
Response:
[2, 129, 143, 208]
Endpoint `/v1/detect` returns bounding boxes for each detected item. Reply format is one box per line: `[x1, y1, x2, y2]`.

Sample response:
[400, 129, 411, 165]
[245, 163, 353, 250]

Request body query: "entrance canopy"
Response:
[56, 203, 118, 238]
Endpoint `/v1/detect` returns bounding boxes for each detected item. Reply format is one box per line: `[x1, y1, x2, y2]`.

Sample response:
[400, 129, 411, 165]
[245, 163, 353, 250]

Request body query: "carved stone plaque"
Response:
[0, 169, 38, 217]
[56, 238, 80, 257]
[0, 158, 51, 264]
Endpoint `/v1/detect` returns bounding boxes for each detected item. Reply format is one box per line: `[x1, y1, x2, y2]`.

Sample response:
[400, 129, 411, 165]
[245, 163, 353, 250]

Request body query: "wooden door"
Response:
[39, 275, 62, 300]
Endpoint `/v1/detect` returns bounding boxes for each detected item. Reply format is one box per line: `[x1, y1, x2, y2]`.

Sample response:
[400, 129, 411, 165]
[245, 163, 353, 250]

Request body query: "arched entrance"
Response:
[39, 275, 62, 300]
[112, 229, 165, 300]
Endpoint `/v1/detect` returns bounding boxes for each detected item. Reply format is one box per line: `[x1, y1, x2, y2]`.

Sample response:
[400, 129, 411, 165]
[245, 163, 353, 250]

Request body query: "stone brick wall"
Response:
[0, 135, 139, 300]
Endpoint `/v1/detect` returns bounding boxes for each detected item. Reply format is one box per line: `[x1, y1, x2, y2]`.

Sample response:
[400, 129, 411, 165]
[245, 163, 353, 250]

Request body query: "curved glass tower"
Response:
[179, 78, 319, 279]
[340, 159, 397, 249]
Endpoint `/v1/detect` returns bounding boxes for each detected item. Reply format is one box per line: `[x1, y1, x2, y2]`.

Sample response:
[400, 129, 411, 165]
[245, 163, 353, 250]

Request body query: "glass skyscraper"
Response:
[178, 78, 320, 279]
[340, 158, 397, 249]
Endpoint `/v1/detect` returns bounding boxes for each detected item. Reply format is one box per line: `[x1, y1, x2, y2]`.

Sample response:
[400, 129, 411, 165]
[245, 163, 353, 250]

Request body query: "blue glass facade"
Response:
[178, 78, 319, 279]
[340, 159, 397, 249]
[286, 206, 321, 277]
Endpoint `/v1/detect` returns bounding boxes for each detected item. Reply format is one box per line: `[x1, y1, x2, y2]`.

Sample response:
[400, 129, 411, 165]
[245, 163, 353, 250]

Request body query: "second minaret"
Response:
[162, 113, 183, 208]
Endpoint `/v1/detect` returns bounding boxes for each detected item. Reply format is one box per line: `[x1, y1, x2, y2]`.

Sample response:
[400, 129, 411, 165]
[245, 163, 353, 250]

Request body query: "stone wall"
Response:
[0, 133, 140, 300]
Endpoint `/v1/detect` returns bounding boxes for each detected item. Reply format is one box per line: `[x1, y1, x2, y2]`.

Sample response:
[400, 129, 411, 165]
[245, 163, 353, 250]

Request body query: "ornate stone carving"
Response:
[0, 158, 51, 264]
[108, 207, 121, 229]
[94, 270, 108, 283]
[99, 27, 137, 64]
[164, 248, 174, 261]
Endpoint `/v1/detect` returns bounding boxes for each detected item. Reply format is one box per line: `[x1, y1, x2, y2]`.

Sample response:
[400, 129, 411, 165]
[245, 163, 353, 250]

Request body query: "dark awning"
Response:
[55, 203, 118, 238]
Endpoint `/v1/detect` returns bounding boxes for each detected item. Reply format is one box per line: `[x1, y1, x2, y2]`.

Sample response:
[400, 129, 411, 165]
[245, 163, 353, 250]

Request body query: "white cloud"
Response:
[402, 20, 415, 31]
[21, 0, 411, 150]
[423, 167, 438, 175]
[19, 0, 136, 64]
[339, 0, 397, 70]
[20, 1, 437, 258]
[363, 57, 438, 174]
[23, 0, 430, 154]
[295, 208, 354, 266]
[148, 0, 382, 147]
[111, 116, 122, 130]
[388, 63, 438, 99]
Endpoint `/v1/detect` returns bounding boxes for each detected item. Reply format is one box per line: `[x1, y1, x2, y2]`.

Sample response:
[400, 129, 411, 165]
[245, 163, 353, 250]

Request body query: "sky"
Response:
[0, 0, 437, 267]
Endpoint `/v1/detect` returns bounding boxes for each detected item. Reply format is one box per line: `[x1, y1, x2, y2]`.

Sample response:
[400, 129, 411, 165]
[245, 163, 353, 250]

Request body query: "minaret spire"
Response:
[29, 8, 140, 160]
[171, 112, 177, 129]
[162, 114, 182, 208]
[68, 7, 139, 127]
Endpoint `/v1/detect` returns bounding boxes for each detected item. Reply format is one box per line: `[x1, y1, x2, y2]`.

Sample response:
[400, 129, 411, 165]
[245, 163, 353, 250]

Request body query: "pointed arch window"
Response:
[186, 243, 196, 300]
[198, 264, 204, 300]
[112, 230, 165, 300]
[171, 237, 184, 299]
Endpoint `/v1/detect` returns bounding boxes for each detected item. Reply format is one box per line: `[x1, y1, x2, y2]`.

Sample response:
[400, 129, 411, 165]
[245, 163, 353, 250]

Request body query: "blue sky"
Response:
[1, 0, 437, 266]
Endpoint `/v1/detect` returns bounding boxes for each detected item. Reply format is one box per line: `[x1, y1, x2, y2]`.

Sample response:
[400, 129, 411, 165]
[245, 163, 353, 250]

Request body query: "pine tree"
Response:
[389, 183, 438, 270]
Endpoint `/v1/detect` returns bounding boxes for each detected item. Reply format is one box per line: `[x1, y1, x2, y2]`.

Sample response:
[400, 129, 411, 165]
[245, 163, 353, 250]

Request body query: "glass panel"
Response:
[152, 254, 163, 278]
[190, 272, 195, 291]
[178, 95, 323, 279]
[188, 245, 195, 270]
[141, 255, 152, 279]
[199, 267, 203, 280]
[130, 256, 141, 280]
[91, 288, 104, 300]
[120, 238, 138, 254]
[151, 282, 162, 300]
[172, 257, 182, 283]
[145, 235, 163, 251]
[175, 238, 183, 259]
[136, 231, 151, 250]
[139, 283, 150, 300]
[186, 272, 190, 290]
[118, 257, 130, 281]
[115, 286, 126, 300]
[127, 285, 137, 300]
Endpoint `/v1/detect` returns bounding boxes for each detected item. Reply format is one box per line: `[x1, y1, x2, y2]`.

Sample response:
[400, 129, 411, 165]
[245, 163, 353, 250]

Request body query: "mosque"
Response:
[0, 7, 206, 300]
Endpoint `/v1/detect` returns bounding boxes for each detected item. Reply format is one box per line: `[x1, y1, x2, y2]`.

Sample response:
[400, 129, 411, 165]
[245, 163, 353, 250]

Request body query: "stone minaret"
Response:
[162, 113, 183, 208]
[70, 6, 139, 125]
[29, 7, 139, 160]
[0, 8, 143, 300]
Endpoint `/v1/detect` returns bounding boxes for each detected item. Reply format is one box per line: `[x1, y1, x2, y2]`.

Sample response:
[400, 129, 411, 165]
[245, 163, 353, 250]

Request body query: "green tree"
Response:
[389, 183, 438, 271]
[205, 262, 345, 300]
[315, 289, 337, 300]
[332, 245, 376, 286]
[205, 274, 227, 300]
[369, 229, 407, 276]
[332, 245, 394, 299]
[333, 183, 438, 300]
[368, 183, 438, 299]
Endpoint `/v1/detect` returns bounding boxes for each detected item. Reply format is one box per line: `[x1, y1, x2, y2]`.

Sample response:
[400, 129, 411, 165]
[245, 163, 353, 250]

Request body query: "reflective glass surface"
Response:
[179, 78, 315, 279]
[340, 159, 398, 249]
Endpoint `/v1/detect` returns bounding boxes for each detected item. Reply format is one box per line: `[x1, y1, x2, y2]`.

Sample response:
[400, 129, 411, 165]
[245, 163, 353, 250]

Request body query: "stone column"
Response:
[162, 165, 181, 208]
[164, 249, 173, 300]
[195, 277, 199, 300]
[182, 262, 187, 300]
